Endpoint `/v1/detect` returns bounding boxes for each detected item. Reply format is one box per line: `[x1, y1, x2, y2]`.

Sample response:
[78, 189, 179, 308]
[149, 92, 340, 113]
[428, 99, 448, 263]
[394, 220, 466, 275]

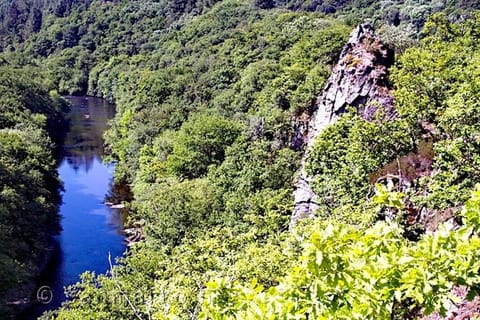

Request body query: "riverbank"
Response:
[2, 237, 58, 319]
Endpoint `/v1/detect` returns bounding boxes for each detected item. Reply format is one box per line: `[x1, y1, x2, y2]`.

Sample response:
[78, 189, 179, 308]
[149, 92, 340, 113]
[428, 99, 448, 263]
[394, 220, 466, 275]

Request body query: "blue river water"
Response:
[22, 96, 126, 319]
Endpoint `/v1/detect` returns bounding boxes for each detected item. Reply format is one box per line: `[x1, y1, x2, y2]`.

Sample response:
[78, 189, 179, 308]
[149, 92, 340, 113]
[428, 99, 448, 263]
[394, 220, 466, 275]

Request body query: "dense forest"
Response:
[0, 58, 67, 317]
[0, 0, 480, 319]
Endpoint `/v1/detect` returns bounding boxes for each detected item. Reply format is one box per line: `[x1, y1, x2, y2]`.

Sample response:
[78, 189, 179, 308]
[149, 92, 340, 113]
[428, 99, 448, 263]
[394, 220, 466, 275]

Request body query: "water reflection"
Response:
[60, 96, 115, 172]
[20, 96, 125, 319]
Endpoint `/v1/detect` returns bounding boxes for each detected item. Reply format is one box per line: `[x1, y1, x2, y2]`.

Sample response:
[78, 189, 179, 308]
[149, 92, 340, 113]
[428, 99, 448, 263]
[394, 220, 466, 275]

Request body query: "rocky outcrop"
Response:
[422, 286, 480, 320]
[291, 24, 396, 224]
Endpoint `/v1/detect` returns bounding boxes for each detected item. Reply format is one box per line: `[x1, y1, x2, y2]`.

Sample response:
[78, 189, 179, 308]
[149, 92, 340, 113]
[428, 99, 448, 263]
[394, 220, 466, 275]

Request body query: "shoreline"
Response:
[3, 237, 59, 320]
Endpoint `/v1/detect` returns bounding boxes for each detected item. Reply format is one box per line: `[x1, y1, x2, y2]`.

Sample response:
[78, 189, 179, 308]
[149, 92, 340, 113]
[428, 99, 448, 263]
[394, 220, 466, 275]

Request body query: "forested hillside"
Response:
[0, 0, 480, 319]
[0, 0, 477, 95]
[0, 58, 67, 318]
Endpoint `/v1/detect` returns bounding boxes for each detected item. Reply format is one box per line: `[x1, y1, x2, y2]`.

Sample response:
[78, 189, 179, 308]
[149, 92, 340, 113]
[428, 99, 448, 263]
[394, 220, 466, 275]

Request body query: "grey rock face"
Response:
[291, 24, 396, 224]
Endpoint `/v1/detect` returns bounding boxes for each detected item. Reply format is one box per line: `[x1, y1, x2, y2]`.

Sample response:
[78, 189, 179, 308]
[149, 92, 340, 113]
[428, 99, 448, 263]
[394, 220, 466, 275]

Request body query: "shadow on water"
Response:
[19, 96, 126, 319]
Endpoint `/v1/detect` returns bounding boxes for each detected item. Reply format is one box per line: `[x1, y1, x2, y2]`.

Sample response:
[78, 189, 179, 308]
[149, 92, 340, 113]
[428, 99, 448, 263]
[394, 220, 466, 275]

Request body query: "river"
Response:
[21, 96, 126, 319]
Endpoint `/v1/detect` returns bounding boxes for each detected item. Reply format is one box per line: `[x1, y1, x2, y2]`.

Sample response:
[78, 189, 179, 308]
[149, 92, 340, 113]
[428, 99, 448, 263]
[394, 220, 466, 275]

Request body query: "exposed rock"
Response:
[421, 286, 480, 320]
[291, 24, 396, 224]
[370, 139, 434, 188]
[124, 228, 145, 247]
[420, 206, 462, 234]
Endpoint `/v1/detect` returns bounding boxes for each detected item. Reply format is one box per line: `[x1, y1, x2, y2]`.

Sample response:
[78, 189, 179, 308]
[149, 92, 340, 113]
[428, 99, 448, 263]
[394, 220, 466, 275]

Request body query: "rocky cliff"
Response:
[291, 24, 396, 224]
